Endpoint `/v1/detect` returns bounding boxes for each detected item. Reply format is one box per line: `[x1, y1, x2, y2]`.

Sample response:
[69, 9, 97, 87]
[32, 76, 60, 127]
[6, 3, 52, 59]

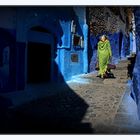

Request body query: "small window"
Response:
[71, 53, 79, 63]
[73, 34, 80, 46]
[73, 34, 83, 47]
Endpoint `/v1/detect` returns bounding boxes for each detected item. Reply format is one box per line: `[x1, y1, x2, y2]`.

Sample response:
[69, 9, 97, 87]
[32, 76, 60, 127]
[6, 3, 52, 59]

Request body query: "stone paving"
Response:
[111, 83, 140, 134]
[67, 60, 129, 133]
[68, 79, 126, 129]
[0, 60, 139, 134]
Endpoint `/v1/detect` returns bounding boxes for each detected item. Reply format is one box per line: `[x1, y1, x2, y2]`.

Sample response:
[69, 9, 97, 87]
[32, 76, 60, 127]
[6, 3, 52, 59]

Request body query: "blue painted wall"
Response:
[89, 34, 98, 72]
[55, 7, 88, 81]
[0, 7, 88, 92]
[121, 35, 125, 59]
[123, 34, 130, 57]
[0, 28, 16, 92]
[131, 7, 140, 118]
[108, 33, 120, 64]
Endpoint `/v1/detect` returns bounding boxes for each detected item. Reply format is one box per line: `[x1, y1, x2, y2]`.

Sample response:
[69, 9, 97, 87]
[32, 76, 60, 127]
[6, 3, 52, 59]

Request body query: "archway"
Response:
[26, 26, 54, 84]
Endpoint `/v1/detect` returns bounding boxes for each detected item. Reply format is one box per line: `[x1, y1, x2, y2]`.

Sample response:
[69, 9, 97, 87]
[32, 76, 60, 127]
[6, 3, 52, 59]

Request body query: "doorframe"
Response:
[25, 30, 54, 88]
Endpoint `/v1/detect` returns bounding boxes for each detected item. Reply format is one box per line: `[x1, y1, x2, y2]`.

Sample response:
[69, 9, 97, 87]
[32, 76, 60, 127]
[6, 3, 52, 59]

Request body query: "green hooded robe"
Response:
[97, 40, 112, 77]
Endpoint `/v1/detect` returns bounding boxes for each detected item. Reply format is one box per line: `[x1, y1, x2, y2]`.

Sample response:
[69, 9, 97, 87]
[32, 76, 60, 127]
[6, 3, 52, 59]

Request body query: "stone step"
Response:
[113, 73, 128, 77]
[113, 75, 128, 78]
[112, 70, 128, 75]
[115, 67, 128, 70]
[116, 70, 128, 73]
[103, 78, 128, 85]
[116, 62, 129, 67]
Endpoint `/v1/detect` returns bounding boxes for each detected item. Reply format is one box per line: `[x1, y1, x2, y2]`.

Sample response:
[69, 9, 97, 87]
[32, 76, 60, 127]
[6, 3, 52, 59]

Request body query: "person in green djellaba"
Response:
[97, 35, 112, 79]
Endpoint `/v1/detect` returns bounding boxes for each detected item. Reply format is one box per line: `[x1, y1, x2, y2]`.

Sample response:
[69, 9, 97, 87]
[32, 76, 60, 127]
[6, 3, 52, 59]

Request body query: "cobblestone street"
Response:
[1, 60, 140, 134]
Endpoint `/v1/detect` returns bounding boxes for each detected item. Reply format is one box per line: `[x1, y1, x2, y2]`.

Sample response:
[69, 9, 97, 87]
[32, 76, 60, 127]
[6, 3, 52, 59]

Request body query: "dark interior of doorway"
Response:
[27, 42, 51, 84]
[119, 32, 123, 58]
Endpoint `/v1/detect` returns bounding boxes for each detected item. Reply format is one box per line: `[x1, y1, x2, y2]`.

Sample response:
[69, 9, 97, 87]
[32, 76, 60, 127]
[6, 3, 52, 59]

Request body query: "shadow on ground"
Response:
[0, 82, 93, 134]
[0, 7, 94, 134]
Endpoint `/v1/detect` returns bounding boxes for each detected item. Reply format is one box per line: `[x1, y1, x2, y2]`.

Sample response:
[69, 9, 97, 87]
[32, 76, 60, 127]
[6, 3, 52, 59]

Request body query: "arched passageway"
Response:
[26, 26, 53, 84]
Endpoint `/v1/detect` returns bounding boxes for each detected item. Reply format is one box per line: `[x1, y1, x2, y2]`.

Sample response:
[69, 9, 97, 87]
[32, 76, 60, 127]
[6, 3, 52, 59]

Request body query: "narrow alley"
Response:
[0, 7, 140, 134]
[0, 59, 138, 134]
